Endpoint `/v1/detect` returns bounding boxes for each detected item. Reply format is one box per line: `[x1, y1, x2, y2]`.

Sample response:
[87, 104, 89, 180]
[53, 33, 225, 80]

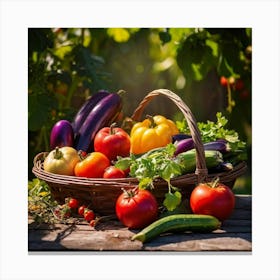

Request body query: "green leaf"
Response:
[160, 161, 182, 181]
[177, 32, 217, 81]
[159, 30, 172, 45]
[115, 157, 131, 171]
[138, 177, 153, 189]
[107, 28, 130, 43]
[165, 143, 177, 156]
[54, 45, 73, 60]
[163, 191, 182, 211]
[28, 94, 56, 131]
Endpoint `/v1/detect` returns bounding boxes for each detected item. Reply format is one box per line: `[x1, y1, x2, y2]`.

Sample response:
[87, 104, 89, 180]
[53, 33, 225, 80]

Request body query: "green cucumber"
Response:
[131, 214, 221, 243]
[175, 149, 223, 173]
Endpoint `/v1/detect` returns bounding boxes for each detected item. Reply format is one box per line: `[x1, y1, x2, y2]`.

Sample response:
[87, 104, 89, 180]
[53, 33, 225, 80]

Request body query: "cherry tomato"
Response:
[68, 198, 79, 209]
[84, 209, 95, 222]
[94, 123, 131, 161]
[103, 166, 126, 179]
[74, 152, 110, 178]
[234, 78, 244, 91]
[115, 188, 158, 229]
[190, 180, 235, 221]
[89, 220, 95, 227]
[78, 205, 86, 216]
[220, 76, 228, 87]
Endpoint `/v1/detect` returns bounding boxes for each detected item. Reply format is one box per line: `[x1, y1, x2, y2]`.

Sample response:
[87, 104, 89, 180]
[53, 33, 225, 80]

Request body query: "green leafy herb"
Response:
[28, 178, 59, 224]
[115, 144, 183, 211]
[163, 191, 182, 211]
[176, 112, 246, 152]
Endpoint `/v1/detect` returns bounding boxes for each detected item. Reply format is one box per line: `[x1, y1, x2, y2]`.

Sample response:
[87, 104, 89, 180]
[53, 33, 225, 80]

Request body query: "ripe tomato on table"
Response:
[94, 123, 131, 161]
[115, 188, 158, 229]
[68, 198, 79, 209]
[74, 152, 110, 178]
[84, 209, 95, 222]
[190, 179, 235, 221]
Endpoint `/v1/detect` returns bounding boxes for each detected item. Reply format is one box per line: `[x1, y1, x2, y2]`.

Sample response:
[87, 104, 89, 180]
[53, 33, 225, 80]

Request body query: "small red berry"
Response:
[234, 79, 244, 91]
[220, 76, 228, 87]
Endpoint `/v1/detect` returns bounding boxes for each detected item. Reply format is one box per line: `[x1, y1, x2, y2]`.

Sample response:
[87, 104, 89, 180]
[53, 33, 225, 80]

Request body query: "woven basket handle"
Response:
[131, 89, 208, 183]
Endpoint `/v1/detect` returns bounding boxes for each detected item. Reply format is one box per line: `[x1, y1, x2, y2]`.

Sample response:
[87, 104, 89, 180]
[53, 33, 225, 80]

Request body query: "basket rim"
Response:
[32, 151, 247, 187]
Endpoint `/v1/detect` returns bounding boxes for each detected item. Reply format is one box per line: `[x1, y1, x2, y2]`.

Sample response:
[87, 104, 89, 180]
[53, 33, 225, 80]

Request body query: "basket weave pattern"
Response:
[32, 89, 247, 215]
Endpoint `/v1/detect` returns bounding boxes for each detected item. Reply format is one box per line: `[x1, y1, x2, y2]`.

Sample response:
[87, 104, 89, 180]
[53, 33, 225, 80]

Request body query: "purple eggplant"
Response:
[172, 133, 192, 143]
[174, 138, 194, 156]
[75, 93, 122, 152]
[209, 162, 233, 173]
[50, 120, 74, 150]
[72, 90, 110, 134]
[203, 140, 230, 153]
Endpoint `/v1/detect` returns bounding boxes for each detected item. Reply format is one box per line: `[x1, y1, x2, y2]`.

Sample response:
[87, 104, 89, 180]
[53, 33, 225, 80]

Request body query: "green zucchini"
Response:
[175, 149, 223, 173]
[131, 214, 221, 243]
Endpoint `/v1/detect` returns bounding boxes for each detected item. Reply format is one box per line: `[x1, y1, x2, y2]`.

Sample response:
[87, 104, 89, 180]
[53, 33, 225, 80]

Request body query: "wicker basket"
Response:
[32, 89, 247, 215]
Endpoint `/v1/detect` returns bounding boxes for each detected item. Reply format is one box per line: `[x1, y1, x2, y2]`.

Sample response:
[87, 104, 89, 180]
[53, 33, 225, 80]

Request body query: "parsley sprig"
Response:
[176, 112, 246, 152]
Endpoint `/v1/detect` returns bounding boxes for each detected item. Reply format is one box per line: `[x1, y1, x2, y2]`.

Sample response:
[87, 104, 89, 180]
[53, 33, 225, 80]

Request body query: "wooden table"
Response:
[28, 195, 252, 252]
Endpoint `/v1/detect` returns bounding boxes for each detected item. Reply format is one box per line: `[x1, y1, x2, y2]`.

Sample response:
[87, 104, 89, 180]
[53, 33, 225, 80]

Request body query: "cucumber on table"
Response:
[131, 214, 221, 243]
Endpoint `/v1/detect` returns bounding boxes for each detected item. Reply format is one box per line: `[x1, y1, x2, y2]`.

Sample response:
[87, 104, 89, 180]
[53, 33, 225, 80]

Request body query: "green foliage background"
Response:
[28, 28, 251, 193]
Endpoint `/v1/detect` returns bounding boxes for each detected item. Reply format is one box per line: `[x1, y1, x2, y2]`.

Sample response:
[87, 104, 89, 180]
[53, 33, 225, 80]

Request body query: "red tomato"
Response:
[74, 152, 110, 178]
[89, 219, 95, 227]
[78, 205, 86, 216]
[190, 180, 235, 221]
[220, 76, 228, 87]
[103, 166, 126, 179]
[93, 124, 131, 161]
[84, 209, 95, 222]
[68, 198, 79, 209]
[234, 78, 244, 91]
[115, 188, 158, 229]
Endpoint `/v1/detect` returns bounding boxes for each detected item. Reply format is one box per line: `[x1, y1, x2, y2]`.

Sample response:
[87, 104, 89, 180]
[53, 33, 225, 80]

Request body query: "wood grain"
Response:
[28, 195, 252, 252]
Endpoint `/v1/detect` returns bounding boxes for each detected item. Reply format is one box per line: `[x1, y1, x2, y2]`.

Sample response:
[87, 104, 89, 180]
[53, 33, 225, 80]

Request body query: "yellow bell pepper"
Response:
[130, 115, 179, 154]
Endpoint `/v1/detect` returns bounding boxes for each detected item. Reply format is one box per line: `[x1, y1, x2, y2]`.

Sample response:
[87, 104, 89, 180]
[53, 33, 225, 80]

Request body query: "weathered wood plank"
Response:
[233, 195, 252, 210]
[143, 234, 252, 251]
[28, 195, 252, 252]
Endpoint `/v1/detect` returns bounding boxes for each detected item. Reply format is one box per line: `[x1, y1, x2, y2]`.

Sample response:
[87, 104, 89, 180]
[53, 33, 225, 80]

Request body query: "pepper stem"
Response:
[53, 147, 63, 159]
[146, 115, 156, 128]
